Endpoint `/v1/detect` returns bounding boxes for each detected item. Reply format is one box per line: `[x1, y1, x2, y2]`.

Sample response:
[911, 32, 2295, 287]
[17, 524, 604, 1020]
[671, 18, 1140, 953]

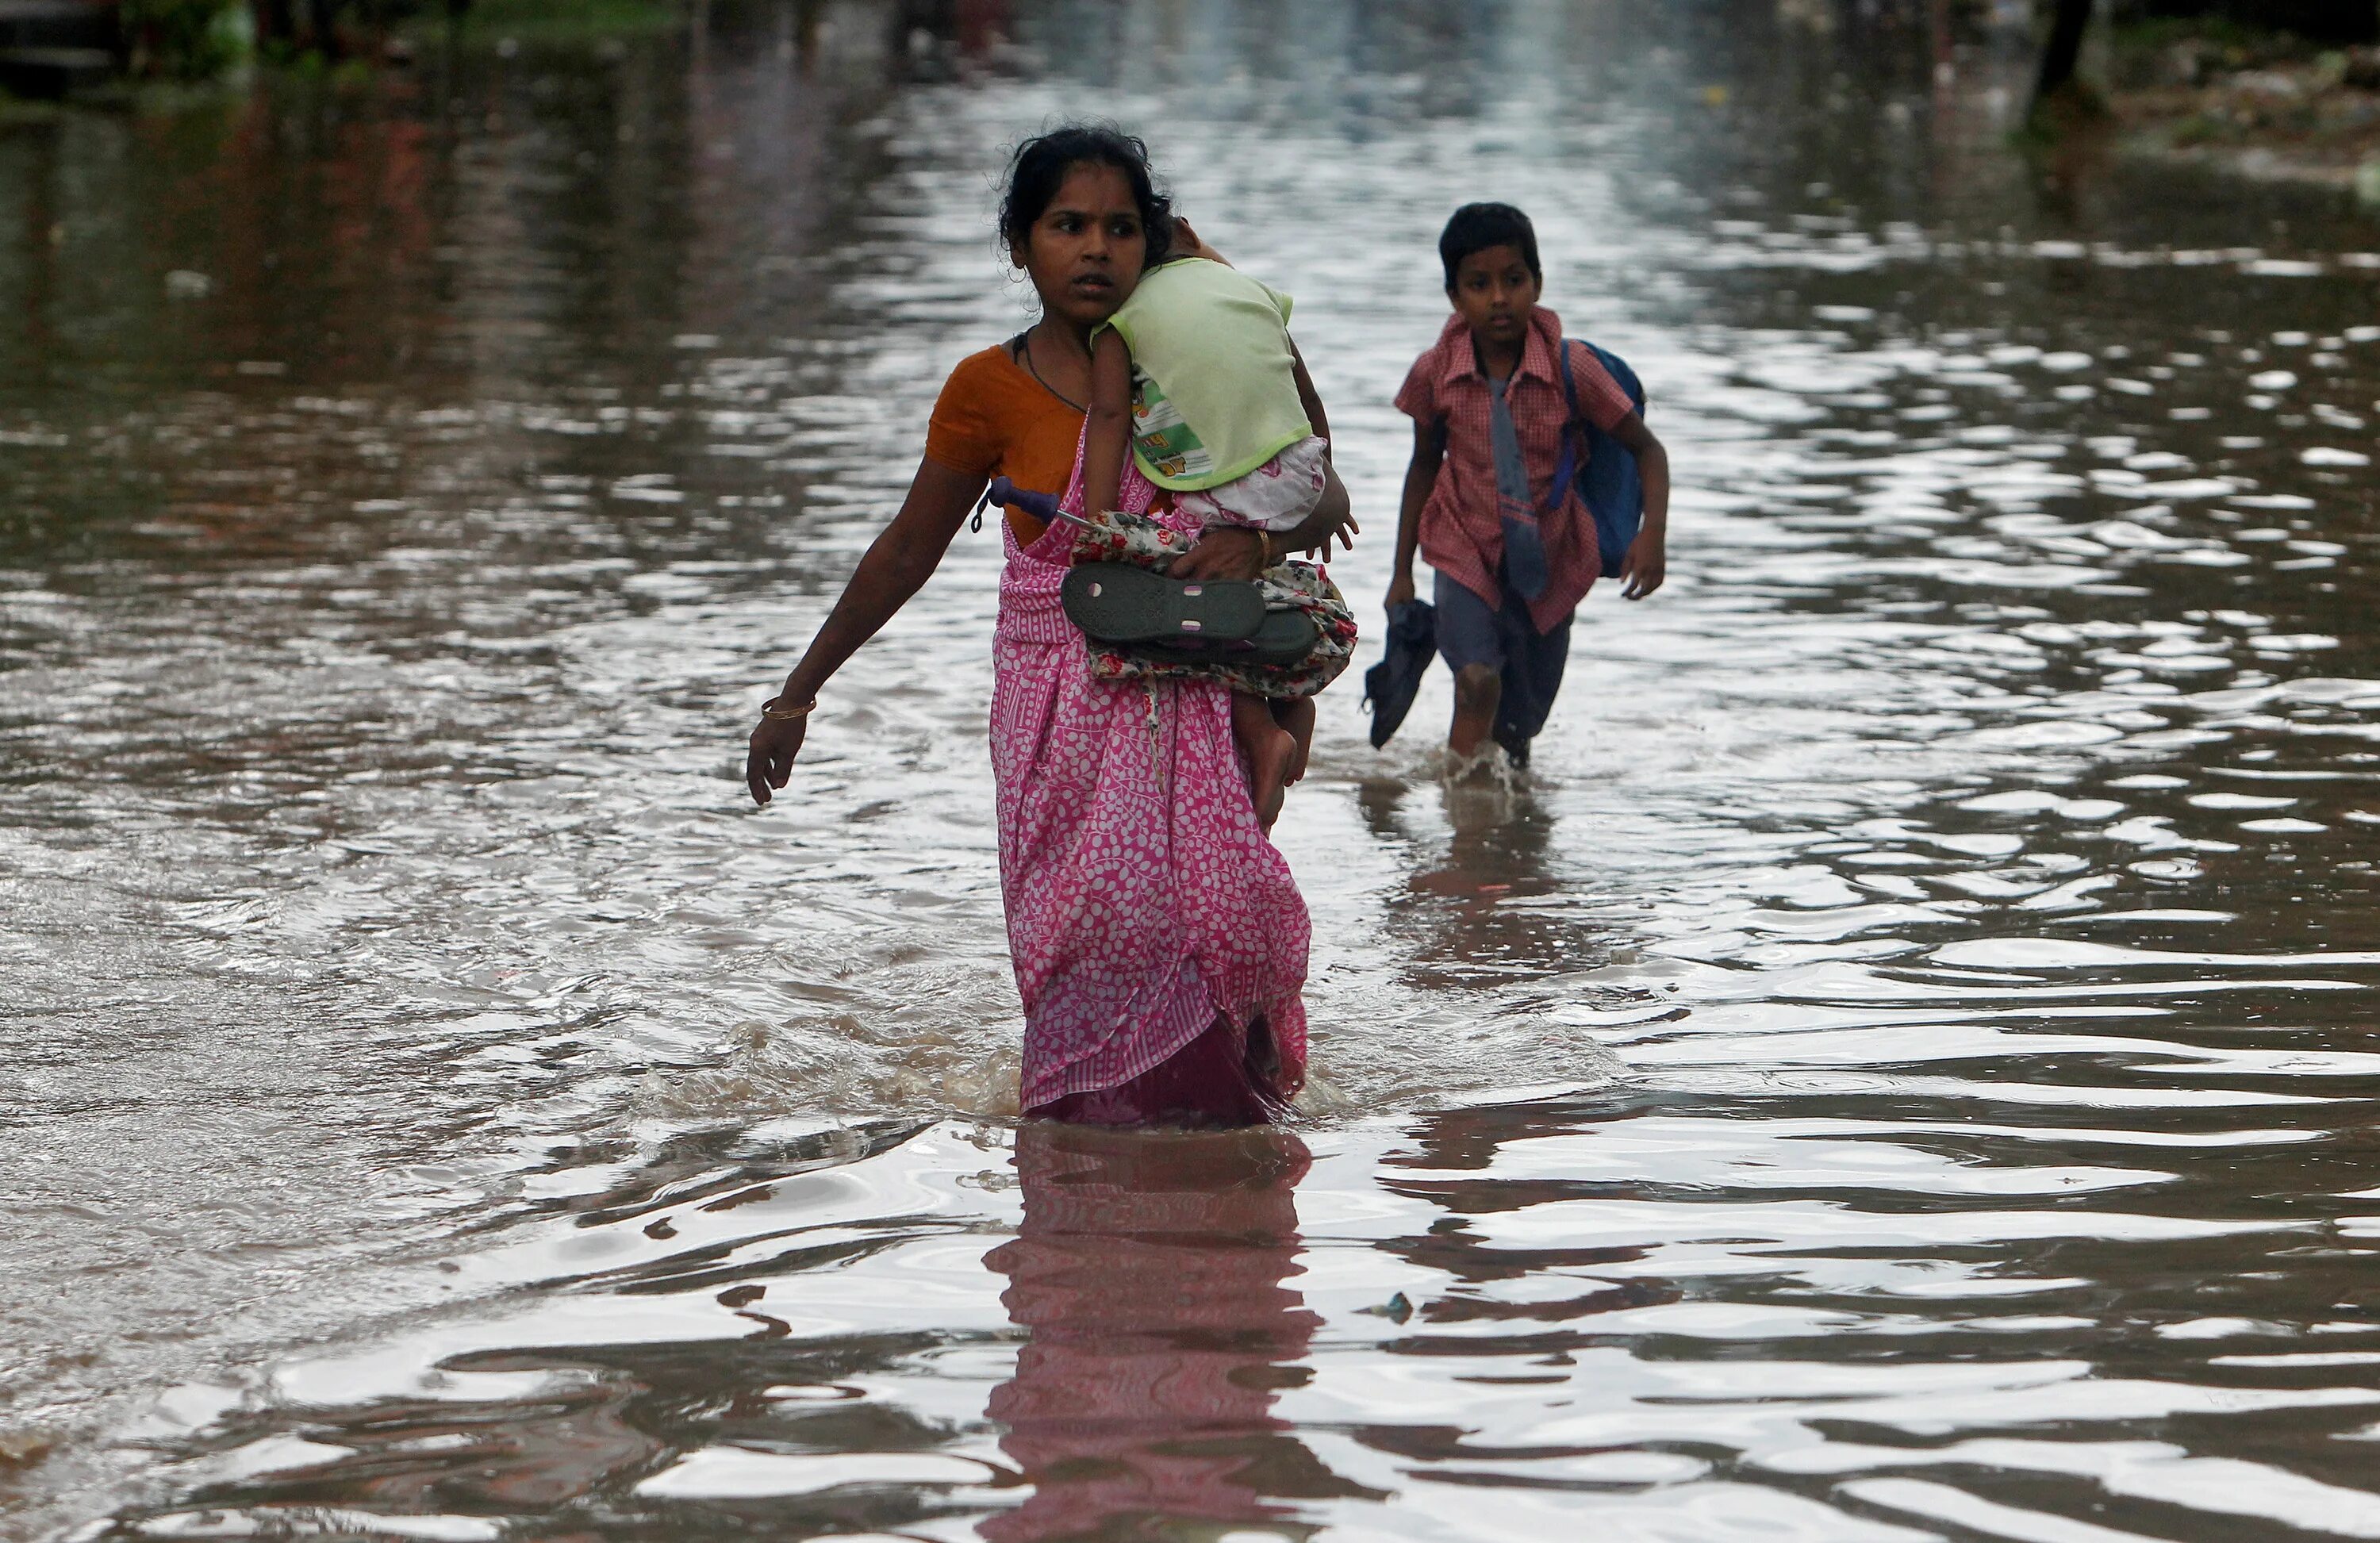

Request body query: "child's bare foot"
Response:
[1275, 697, 1316, 785]
[1232, 691, 1296, 827]
[1246, 722, 1296, 831]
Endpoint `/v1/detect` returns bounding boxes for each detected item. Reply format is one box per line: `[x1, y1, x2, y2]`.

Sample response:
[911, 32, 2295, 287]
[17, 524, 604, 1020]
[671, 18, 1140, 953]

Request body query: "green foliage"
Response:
[439, 0, 679, 41]
[125, 0, 246, 80]
[2111, 15, 2274, 56]
[2168, 111, 2236, 146]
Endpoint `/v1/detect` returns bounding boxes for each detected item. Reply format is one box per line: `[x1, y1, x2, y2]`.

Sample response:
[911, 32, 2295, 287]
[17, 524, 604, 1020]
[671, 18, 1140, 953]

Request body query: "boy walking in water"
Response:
[1387, 203, 1671, 766]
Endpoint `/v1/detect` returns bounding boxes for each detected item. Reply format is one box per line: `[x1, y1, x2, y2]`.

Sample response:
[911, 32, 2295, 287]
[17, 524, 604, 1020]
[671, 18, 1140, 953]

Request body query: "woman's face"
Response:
[1012, 163, 1149, 331]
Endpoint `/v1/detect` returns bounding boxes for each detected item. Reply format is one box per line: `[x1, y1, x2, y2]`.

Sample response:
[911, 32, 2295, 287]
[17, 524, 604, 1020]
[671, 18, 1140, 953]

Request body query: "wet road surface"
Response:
[6, 2, 2380, 1537]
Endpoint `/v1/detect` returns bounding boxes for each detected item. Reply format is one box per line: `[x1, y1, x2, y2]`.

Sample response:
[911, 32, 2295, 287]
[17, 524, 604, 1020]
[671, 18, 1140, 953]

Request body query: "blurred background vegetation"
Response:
[0, 0, 2375, 205]
[3, 0, 2376, 94]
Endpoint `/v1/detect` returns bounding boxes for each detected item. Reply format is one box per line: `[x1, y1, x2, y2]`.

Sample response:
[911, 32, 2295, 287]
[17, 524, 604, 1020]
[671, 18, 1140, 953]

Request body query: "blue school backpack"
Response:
[1553, 336, 1647, 580]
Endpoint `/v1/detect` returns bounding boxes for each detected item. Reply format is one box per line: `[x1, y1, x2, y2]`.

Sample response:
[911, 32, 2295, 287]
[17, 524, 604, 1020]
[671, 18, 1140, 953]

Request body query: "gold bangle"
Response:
[1258, 532, 1276, 568]
[760, 697, 816, 722]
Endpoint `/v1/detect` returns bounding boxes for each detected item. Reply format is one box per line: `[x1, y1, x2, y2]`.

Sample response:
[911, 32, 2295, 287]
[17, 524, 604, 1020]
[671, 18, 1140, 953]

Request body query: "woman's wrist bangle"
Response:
[1258, 532, 1275, 567]
[760, 697, 816, 722]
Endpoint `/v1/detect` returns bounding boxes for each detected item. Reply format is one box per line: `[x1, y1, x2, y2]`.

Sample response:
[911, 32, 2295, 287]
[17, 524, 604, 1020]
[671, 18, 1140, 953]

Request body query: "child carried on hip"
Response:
[1077, 249, 1351, 830]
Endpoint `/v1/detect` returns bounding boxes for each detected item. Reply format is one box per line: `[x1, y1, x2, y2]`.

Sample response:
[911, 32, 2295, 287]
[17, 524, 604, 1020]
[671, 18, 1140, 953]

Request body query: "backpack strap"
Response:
[1544, 336, 1587, 516]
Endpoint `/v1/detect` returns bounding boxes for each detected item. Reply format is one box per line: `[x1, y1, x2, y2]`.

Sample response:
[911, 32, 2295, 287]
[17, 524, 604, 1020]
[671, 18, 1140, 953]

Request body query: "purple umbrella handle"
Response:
[988, 477, 1062, 521]
[979, 476, 1088, 533]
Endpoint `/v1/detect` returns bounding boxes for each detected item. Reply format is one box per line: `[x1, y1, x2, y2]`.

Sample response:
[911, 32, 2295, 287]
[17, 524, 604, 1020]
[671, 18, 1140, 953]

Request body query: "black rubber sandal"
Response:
[1061, 562, 1268, 647]
[1130, 608, 1319, 668]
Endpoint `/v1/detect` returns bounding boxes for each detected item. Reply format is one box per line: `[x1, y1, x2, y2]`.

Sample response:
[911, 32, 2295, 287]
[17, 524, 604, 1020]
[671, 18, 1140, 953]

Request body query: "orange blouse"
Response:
[923, 341, 1085, 544]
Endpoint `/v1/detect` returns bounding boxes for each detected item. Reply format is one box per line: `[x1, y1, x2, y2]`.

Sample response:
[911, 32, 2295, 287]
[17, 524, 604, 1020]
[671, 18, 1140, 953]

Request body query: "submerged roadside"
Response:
[2102, 17, 2380, 197]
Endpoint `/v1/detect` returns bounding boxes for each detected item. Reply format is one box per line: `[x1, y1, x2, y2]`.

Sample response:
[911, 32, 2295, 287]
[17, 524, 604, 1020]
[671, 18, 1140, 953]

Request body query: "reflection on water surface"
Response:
[7, 0, 2380, 1537]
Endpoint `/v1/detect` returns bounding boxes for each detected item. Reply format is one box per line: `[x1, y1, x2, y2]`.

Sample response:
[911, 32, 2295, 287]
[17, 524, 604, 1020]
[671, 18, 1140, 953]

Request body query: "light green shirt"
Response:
[1101, 258, 1312, 492]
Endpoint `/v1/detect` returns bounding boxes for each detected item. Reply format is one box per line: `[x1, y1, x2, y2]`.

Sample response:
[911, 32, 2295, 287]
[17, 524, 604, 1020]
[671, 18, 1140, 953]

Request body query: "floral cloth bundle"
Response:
[1066, 506, 1357, 701]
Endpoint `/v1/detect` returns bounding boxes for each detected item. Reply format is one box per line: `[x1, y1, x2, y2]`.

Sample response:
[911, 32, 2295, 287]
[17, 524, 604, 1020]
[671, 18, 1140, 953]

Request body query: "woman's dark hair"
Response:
[1000, 122, 1175, 267]
[1438, 202, 1541, 290]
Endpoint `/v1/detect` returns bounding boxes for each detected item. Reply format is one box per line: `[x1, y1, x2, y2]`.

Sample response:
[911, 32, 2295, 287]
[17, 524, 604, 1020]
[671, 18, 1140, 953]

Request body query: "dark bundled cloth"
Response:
[1363, 599, 1438, 749]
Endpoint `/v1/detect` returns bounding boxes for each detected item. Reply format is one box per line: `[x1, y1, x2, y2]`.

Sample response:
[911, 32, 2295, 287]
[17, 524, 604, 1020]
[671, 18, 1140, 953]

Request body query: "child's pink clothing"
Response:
[1173, 434, 1330, 533]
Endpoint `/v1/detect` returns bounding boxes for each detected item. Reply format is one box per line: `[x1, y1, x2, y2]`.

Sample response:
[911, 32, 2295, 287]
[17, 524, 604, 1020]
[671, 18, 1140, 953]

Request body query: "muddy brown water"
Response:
[6, 2, 2380, 1538]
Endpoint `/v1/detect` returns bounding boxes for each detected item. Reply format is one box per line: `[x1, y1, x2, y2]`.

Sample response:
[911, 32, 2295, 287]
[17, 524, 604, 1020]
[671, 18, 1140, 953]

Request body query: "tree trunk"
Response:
[251, 0, 294, 52]
[2033, 0, 2094, 110]
[304, 0, 339, 58]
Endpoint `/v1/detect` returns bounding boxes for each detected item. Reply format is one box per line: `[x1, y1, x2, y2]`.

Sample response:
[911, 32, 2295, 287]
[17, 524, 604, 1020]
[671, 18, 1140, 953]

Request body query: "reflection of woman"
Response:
[744, 125, 1353, 1126]
[981, 1123, 1326, 1541]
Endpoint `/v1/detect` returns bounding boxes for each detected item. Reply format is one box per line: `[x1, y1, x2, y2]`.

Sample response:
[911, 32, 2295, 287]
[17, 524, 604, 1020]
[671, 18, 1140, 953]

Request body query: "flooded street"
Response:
[7, 0, 2380, 1536]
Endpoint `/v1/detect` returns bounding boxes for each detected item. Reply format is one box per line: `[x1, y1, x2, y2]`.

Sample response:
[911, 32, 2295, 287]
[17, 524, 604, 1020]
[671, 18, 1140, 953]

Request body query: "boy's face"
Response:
[1449, 244, 1540, 349]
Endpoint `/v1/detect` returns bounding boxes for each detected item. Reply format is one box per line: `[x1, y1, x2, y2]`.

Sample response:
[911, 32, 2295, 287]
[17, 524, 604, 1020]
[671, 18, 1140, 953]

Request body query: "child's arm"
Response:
[1387, 419, 1442, 609]
[1082, 328, 1135, 517]
[1609, 414, 1669, 600]
[1289, 340, 1329, 445]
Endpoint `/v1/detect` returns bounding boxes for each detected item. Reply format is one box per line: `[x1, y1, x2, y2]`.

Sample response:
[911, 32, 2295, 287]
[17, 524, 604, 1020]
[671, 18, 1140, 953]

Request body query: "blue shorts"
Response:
[1434, 569, 1572, 757]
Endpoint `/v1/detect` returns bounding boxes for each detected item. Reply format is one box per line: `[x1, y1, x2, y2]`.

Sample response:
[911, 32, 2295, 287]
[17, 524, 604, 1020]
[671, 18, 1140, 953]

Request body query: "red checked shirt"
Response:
[1395, 305, 1637, 635]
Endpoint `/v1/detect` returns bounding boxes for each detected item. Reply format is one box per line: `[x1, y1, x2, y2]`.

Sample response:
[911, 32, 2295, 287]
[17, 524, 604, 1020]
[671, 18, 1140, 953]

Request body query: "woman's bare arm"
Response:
[746, 454, 985, 805]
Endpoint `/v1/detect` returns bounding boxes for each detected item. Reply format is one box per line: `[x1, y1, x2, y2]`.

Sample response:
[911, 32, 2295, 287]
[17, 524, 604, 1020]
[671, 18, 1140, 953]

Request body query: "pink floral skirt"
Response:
[992, 456, 1309, 1124]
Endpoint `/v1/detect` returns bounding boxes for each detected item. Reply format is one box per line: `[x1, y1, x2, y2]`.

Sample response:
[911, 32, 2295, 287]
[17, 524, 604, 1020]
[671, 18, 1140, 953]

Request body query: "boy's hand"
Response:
[1607, 418, 1670, 601]
[1619, 528, 1666, 601]
[1385, 570, 1415, 611]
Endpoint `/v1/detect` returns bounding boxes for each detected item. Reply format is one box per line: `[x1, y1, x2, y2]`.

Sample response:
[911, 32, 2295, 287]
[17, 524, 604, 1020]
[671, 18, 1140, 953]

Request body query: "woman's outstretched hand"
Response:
[747, 712, 808, 806]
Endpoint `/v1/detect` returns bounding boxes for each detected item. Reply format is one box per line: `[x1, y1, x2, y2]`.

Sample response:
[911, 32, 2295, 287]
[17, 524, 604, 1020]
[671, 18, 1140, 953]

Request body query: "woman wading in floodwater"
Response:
[744, 125, 1353, 1126]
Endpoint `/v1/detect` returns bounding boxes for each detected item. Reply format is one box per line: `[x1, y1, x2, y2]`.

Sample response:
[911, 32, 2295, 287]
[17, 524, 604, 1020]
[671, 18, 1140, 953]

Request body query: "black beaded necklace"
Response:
[1014, 326, 1087, 413]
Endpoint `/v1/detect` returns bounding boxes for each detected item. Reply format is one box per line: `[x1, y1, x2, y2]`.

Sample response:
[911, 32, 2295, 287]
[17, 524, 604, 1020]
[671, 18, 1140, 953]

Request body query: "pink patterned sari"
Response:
[992, 449, 1309, 1123]
[980, 1123, 1322, 1537]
